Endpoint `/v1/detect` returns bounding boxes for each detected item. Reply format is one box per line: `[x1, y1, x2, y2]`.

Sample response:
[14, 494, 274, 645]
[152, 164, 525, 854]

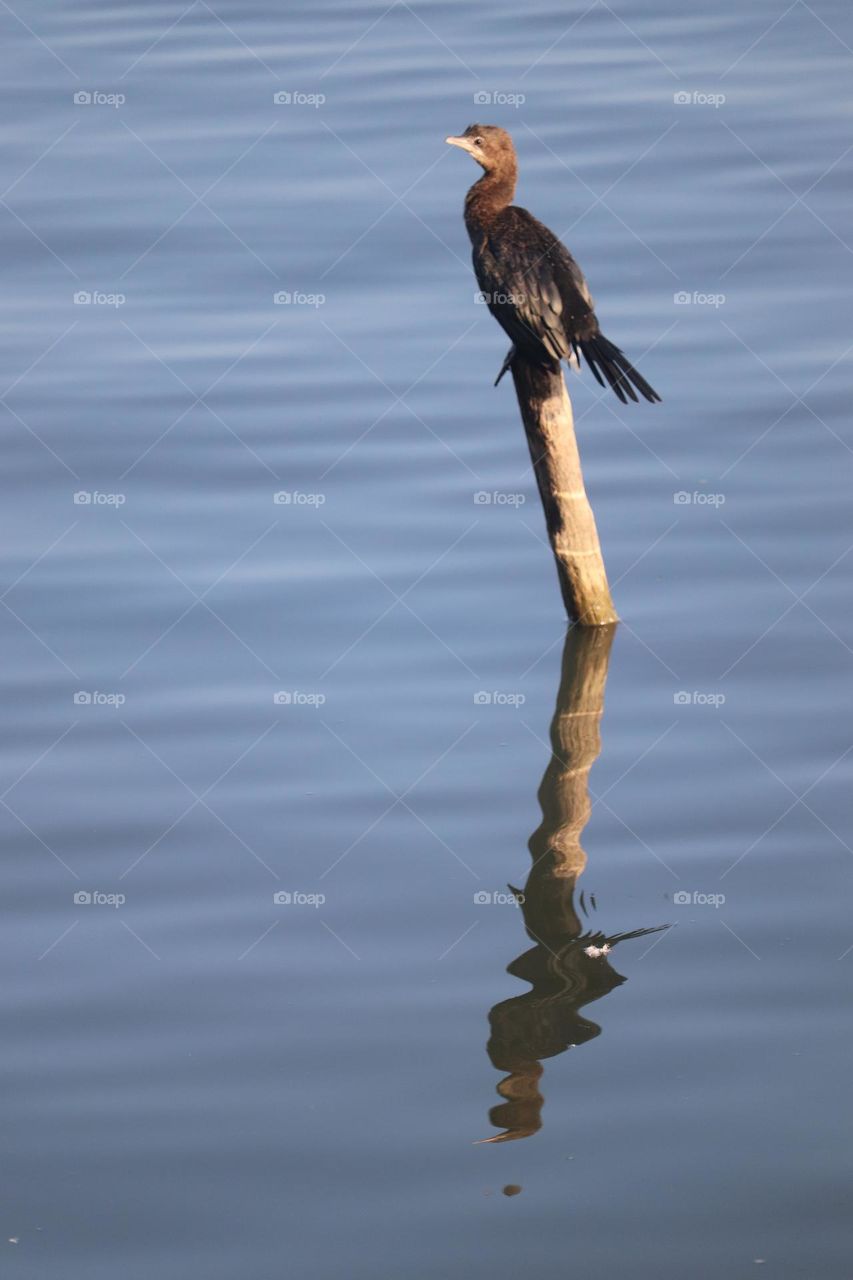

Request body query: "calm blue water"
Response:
[2, 1, 852, 1275]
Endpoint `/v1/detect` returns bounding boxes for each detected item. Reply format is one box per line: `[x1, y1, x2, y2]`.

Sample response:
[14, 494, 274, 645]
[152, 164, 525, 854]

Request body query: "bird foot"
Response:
[494, 345, 516, 386]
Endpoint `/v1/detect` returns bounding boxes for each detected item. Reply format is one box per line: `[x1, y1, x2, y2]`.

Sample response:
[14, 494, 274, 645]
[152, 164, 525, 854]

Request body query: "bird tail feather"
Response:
[579, 333, 661, 404]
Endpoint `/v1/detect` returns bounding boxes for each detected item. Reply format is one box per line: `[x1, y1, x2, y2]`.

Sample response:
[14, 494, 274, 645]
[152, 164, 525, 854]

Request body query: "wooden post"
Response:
[510, 360, 618, 626]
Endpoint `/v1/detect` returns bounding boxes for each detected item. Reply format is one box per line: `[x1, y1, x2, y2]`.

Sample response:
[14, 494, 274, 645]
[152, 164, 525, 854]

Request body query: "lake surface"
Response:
[2, 1, 851, 1276]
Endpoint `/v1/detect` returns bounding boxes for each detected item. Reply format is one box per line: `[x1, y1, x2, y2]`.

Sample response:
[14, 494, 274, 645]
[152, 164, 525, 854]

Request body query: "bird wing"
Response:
[473, 206, 598, 364]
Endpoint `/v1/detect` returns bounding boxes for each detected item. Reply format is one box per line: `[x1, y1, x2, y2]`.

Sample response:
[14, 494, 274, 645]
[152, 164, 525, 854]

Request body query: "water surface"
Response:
[2, 1, 852, 1276]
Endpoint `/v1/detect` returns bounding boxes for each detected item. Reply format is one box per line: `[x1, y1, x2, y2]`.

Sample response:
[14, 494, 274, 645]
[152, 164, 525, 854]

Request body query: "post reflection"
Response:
[481, 625, 667, 1144]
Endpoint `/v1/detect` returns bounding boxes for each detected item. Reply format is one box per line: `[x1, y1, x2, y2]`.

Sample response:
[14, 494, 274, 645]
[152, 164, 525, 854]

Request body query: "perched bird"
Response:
[446, 124, 660, 404]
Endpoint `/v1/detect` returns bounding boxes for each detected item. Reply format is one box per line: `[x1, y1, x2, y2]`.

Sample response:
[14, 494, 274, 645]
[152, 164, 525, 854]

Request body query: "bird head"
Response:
[445, 124, 516, 174]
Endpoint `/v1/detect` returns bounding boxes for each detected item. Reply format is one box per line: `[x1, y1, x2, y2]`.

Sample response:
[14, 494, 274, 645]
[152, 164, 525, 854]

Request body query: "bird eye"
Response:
[473, 137, 483, 147]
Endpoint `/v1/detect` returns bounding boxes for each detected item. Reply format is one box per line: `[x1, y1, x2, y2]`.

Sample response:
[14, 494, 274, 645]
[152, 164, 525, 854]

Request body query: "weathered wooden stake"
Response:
[509, 359, 618, 626]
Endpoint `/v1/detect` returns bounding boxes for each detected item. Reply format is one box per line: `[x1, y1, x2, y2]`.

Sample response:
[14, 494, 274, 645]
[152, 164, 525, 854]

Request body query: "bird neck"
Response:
[464, 166, 516, 232]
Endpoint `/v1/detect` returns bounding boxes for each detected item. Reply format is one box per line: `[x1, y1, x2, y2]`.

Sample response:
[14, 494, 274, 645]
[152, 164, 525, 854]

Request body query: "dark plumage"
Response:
[446, 124, 661, 404]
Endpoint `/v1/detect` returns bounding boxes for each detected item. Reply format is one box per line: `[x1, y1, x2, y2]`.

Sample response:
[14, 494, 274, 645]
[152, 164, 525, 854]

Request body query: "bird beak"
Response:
[445, 135, 476, 155]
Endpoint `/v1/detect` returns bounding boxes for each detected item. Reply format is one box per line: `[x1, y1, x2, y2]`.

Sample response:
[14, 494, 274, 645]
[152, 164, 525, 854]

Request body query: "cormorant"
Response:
[446, 124, 661, 404]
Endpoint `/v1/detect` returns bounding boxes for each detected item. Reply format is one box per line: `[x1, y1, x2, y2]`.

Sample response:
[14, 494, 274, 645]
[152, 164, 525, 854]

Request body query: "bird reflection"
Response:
[482, 625, 667, 1143]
